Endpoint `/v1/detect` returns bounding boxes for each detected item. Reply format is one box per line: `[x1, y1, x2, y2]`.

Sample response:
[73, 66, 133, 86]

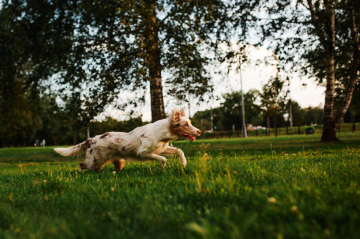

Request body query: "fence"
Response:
[200, 123, 360, 139]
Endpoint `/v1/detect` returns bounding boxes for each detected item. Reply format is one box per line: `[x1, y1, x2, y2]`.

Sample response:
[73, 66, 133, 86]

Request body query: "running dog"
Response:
[54, 108, 201, 172]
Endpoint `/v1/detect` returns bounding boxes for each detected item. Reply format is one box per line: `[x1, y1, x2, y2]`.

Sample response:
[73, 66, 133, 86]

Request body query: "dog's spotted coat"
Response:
[54, 108, 201, 172]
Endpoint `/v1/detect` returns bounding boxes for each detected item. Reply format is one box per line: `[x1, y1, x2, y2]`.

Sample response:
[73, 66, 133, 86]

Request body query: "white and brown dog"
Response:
[54, 108, 201, 172]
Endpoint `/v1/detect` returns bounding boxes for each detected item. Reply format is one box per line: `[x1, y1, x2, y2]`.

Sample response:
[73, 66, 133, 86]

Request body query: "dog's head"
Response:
[170, 108, 201, 142]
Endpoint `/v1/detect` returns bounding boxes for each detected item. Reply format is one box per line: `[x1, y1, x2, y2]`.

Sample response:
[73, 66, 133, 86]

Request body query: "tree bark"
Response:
[334, 3, 360, 128]
[320, 0, 338, 142]
[146, 1, 165, 122]
[320, 0, 360, 141]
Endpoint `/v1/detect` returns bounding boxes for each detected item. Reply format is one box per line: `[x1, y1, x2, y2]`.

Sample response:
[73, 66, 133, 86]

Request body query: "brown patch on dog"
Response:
[140, 134, 147, 138]
[170, 123, 180, 129]
[172, 108, 181, 122]
[90, 149, 93, 154]
[170, 119, 195, 137]
[116, 138, 121, 142]
[100, 132, 110, 139]
[79, 162, 87, 169]
[94, 157, 97, 163]
[84, 139, 92, 148]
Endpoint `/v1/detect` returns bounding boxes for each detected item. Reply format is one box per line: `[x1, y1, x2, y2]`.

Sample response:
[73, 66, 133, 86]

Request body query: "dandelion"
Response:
[44, 195, 49, 201]
[290, 205, 299, 215]
[44, 180, 47, 183]
[111, 187, 115, 192]
[97, 179, 100, 182]
[113, 171, 116, 175]
[268, 197, 277, 203]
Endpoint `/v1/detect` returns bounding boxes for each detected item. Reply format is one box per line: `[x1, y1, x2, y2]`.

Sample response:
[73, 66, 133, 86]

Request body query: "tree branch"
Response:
[306, 0, 327, 47]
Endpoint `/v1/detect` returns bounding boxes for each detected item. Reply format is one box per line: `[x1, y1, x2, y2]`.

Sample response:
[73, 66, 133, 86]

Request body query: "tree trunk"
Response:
[334, 4, 360, 129]
[146, 1, 165, 122]
[320, 1, 338, 142]
[321, 49, 338, 142]
[320, 1, 360, 142]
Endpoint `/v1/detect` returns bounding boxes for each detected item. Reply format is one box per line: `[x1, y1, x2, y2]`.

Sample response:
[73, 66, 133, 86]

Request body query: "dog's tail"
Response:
[54, 139, 92, 157]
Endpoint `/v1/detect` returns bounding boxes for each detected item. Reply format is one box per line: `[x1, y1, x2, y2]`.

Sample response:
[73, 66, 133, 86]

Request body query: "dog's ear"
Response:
[180, 107, 186, 117]
[172, 108, 181, 122]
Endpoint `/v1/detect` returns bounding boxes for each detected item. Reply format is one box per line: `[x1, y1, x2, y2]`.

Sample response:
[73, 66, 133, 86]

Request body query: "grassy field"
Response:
[0, 132, 360, 238]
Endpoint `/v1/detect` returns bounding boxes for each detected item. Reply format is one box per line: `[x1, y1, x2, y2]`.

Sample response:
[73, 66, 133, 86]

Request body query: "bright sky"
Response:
[97, 46, 325, 123]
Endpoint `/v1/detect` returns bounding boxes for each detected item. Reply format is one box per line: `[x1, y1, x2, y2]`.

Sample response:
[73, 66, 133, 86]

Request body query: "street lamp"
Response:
[288, 77, 293, 127]
[239, 54, 247, 138]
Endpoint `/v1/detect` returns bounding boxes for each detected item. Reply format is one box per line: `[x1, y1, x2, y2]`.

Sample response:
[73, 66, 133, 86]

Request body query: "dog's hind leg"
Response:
[79, 162, 87, 173]
[113, 159, 126, 171]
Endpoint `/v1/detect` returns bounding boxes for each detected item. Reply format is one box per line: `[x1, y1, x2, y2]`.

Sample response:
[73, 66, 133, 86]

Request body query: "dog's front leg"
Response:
[161, 146, 187, 167]
[141, 153, 168, 167]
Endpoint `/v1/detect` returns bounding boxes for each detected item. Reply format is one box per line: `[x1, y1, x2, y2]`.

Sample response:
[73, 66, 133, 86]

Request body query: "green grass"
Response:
[0, 133, 360, 238]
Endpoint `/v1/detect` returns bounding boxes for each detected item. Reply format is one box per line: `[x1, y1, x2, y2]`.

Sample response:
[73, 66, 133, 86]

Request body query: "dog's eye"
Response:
[184, 123, 189, 127]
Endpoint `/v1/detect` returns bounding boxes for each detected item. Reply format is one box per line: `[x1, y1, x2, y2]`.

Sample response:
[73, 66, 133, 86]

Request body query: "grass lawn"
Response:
[0, 132, 360, 238]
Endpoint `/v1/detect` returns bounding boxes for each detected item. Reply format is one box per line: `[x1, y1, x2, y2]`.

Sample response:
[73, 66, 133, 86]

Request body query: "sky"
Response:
[96, 45, 326, 124]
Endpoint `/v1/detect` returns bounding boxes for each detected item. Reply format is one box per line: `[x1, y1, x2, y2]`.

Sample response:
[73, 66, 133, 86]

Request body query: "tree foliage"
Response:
[260, 74, 287, 119]
[0, 0, 234, 146]
[221, 90, 262, 129]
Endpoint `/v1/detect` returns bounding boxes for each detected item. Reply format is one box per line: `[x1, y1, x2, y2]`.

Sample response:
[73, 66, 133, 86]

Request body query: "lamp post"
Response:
[188, 90, 190, 118]
[210, 108, 213, 132]
[239, 55, 247, 138]
[288, 77, 293, 127]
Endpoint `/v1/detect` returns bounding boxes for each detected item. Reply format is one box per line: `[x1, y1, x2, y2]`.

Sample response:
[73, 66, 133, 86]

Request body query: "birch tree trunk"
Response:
[320, 0, 360, 142]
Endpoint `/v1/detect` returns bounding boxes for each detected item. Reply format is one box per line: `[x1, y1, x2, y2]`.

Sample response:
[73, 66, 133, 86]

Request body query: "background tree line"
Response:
[192, 89, 327, 133]
[0, 91, 146, 147]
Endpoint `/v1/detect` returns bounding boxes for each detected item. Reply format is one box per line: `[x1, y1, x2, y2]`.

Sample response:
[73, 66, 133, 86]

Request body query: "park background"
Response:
[1, 0, 359, 147]
[0, 1, 360, 238]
